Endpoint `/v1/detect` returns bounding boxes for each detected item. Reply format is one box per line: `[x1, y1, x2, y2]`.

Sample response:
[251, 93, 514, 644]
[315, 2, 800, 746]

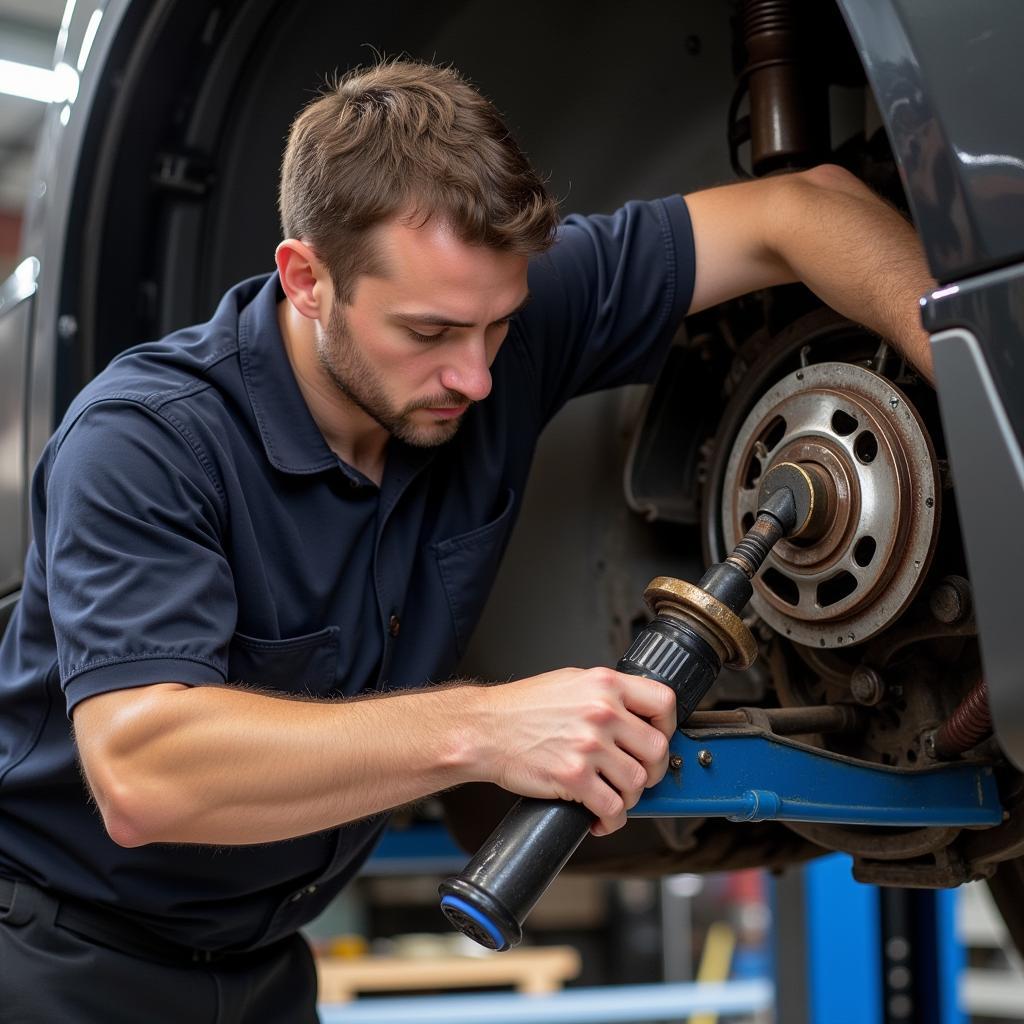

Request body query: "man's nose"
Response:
[440, 343, 493, 403]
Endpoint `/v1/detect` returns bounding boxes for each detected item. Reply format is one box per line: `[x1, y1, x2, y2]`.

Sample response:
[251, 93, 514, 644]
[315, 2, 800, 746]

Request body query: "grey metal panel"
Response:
[921, 264, 1024, 454]
[837, 0, 1024, 283]
[844, 0, 1024, 767]
[21, 0, 134, 476]
[186, 0, 741, 323]
[930, 326, 1024, 770]
[0, 258, 38, 596]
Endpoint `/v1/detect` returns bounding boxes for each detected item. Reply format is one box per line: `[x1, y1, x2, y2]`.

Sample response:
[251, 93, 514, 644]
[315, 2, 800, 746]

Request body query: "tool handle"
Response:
[439, 618, 720, 950]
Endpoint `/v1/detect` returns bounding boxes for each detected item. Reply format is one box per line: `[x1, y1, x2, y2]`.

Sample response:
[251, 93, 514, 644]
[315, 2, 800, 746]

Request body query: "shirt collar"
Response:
[236, 273, 342, 475]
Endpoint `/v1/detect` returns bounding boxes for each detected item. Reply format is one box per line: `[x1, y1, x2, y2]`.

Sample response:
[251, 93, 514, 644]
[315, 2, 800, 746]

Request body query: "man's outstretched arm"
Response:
[684, 164, 936, 381]
[73, 667, 675, 848]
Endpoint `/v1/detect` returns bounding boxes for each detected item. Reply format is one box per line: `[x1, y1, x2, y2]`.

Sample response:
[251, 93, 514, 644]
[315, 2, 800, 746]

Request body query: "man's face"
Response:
[315, 215, 530, 447]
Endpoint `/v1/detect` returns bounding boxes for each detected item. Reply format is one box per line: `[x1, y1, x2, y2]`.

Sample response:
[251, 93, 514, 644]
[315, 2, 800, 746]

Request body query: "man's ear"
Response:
[275, 239, 332, 321]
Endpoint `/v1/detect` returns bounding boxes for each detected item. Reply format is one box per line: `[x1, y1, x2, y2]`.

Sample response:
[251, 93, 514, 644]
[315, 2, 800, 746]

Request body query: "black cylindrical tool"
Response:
[439, 482, 801, 950]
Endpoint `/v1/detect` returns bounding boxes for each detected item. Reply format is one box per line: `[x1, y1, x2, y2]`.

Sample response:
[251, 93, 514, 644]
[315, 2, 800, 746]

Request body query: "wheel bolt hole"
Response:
[854, 430, 878, 464]
[744, 416, 787, 488]
[762, 568, 799, 606]
[761, 416, 786, 452]
[831, 409, 859, 436]
[816, 570, 858, 608]
[854, 536, 877, 568]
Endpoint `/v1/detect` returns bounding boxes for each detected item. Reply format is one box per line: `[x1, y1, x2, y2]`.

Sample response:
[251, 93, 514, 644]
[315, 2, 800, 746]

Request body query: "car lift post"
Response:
[776, 853, 965, 1024]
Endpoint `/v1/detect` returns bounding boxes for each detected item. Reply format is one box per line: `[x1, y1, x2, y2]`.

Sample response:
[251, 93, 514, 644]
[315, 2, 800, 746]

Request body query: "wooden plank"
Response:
[316, 946, 582, 1003]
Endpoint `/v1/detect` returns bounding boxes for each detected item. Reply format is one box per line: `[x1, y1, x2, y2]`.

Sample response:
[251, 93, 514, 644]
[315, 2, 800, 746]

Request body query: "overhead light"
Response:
[54, 62, 80, 103]
[0, 59, 80, 105]
[77, 9, 103, 73]
[55, 0, 79, 64]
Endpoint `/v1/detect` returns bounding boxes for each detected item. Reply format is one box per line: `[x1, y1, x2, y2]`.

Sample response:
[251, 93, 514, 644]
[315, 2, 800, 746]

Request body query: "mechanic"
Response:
[0, 60, 935, 1021]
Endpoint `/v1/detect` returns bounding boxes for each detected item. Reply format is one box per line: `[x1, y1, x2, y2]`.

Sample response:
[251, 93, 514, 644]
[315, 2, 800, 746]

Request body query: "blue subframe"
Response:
[632, 730, 1002, 827]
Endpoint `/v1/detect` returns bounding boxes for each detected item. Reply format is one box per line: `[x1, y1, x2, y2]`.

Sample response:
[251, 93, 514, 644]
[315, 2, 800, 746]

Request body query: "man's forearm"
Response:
[77, 663, 679, 847]
[775, 165, 937, 381]
[83, 682, 485, 847]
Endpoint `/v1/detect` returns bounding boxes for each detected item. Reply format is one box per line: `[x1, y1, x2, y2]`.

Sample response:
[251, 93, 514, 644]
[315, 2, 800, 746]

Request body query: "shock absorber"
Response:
[439, 463, 823, 950]
[738, 0, 829, 175]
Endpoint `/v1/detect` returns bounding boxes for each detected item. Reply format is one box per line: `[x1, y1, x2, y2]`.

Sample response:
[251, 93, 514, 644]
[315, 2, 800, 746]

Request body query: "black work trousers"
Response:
[0, 878, 320, 1023]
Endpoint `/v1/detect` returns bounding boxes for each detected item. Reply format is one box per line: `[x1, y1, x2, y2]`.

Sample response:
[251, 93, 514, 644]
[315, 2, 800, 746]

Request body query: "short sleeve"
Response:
[45, 401, 236, 713]
[513, 195, 695, 423]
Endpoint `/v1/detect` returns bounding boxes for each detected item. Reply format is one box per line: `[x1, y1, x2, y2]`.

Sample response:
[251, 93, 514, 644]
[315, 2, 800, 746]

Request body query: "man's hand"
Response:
[463, 668, 677, 837]
[684, 165, 937, 383]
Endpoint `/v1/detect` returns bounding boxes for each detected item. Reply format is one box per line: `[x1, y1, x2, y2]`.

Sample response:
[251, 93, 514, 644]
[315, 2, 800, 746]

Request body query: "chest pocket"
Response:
[227, 626, 340, 696]
[433, 488, 517, 658]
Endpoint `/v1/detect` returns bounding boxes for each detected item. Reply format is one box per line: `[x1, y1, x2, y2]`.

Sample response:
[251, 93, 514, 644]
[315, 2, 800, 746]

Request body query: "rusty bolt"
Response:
[669, 755, 683, 770]
[697, 749, 713, 768]
[928, 576, 972, 626]
[851, 666, 886, 706]
[923, 731, 937, 760]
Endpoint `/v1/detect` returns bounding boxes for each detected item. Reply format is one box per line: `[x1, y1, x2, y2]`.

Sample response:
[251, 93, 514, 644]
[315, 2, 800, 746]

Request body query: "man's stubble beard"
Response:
[318, 304, 470, 448]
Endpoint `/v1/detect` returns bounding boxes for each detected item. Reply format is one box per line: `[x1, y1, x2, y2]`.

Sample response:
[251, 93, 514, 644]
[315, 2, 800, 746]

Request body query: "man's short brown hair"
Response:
[279, 60, 559, 302]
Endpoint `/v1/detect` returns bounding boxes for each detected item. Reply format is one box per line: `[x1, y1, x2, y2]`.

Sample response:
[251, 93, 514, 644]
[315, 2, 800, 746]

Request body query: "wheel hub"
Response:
[721, 362, 940, 647]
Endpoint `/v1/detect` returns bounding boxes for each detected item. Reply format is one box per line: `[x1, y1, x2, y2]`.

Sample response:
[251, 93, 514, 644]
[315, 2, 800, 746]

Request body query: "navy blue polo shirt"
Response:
[0, 197, 694, 952]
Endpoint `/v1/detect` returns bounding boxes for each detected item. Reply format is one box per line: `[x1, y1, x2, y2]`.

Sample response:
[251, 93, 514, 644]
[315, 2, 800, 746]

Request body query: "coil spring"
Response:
[742, 0, 796, 42]
[934, 676, 992, 759]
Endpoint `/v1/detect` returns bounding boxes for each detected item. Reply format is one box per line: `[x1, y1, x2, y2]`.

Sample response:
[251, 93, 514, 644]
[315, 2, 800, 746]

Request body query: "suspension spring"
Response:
[933, 676, 993, 759]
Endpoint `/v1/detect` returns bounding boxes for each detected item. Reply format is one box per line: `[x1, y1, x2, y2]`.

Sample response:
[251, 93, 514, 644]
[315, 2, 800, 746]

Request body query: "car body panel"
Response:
[840, 0, 1024, 767]
[838, 0, 1024, 284]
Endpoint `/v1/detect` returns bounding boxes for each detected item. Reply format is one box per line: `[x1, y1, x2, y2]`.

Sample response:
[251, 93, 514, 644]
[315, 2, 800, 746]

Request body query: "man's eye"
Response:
[407, 328, 446, 343]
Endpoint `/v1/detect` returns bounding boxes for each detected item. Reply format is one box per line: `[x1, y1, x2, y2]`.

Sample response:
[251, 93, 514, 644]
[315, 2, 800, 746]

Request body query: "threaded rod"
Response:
[727, 513, 785, 579]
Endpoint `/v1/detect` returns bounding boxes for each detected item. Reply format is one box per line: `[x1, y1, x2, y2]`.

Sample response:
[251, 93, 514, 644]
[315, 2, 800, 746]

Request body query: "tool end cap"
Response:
[440, 894, 511, 951]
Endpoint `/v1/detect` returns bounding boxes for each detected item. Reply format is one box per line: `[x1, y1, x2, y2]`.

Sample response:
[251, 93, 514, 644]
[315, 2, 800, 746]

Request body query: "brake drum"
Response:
[720, 362, 940, 648]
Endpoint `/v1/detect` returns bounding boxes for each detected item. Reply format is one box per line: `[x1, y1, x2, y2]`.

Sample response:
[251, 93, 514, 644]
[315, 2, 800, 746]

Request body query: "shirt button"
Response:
[306, 885, 318, 895]
[388, 614, 401, 637]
